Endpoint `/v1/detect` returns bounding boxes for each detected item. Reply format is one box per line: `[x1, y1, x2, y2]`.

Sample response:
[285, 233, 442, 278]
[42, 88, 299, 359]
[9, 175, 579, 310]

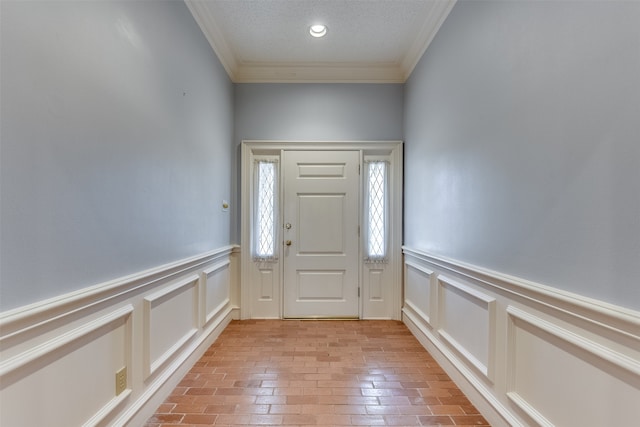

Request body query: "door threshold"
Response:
[283, 317, 360, 320]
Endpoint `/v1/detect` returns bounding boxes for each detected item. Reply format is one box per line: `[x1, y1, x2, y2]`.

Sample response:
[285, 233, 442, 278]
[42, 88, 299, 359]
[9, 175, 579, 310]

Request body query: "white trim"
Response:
[402, 247, 640, 427]
[401, 0, 457, 80]
[404, 260, 435, 327]
[205, 298, 231, 327]
[233, 63, 405, 84]
[185, 1, 456, 83]
[81, 389, 131, 427]
[183, 0, 238, 79]
[438, 330, 490, 380]
[242, 141, 403, 320]
[403, 307, 522, 427]
[0, 246, 237, 427]
[403, 300, 432, 329]
[143, 275, 199, 378]
[112, 307, 233, 427]
[200, 260, 232, 326]
[405, 259, 434, 278]
[0, 246, 235, 341]
[439, 274, 496, 304]
[505, 392, 554, 427]
[402, 247, 640, 340]
[507, 305, 640, 380]
[0, 305, 132, 377]
[437, 275, 496, 381]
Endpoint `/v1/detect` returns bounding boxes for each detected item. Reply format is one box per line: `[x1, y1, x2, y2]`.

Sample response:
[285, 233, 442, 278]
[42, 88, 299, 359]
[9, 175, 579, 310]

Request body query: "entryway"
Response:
[240, 141, 403, 320]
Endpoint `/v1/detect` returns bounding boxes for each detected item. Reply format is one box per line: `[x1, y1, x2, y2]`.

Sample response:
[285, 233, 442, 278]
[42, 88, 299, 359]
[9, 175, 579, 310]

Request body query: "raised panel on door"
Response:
[283, 150, 360, 318]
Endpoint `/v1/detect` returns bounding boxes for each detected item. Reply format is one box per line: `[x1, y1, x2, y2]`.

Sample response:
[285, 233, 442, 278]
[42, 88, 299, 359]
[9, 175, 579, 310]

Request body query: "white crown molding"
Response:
[401, 0, 457, 81]
[186, 0, 456, 83]
[234, 63, 405, 84]
[184, 0, 238, 79]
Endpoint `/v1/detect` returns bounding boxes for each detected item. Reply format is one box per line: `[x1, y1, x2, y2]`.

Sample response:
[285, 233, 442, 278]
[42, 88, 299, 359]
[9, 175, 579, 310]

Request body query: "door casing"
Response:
[240, 141, 403, 320]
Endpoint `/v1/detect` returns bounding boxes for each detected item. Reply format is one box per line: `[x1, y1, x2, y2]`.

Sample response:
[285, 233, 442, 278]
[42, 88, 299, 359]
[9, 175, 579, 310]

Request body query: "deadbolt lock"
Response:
[285, 240, 292, 246]
[285, 223, 292, 229]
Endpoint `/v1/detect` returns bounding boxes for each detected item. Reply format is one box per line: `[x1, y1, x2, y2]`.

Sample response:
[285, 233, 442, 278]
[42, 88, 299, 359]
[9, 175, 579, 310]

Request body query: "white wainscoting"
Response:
[0, 245, 239, 427]
[403, 247, 640, 427]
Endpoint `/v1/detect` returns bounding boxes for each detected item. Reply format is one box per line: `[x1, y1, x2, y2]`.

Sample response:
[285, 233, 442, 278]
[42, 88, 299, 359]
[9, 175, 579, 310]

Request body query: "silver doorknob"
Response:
[285, 240, 292, 246]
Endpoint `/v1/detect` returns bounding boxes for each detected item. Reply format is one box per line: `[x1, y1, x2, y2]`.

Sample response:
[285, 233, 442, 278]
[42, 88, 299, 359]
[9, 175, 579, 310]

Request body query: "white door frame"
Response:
[240, 140, 403, 320]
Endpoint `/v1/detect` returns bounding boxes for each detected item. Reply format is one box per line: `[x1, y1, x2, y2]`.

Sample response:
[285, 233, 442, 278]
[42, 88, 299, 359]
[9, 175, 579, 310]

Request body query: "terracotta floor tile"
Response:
[204, 404, 236, 414]
[384, 414, 422, 425]
[256, 395, 288, 405]
[186, 388, 216, 396]
[282, 414, 317, 425]
[314, 414, 352, 425]
[286, 395, 319, 405]
[213, 414, 251, 425]
[146, 413, 184, 423]
[301, 404, 333, 415]
[157, 403, 176, 413]
[419, 415, 455, 426]
[350, 414, 386, 425]
[450, 415, 490, 425]
[331, 404, 367, 415]
[233, 404, 270, 415]
[144, 320, 488, 426]
[171, 404, 207, 414]
[269, 404, 302, 414]
[249, 413, 284, 425]
[182, 414, 218, 424]
[365, 405, 399, 415]
[428, 405, 465, 415]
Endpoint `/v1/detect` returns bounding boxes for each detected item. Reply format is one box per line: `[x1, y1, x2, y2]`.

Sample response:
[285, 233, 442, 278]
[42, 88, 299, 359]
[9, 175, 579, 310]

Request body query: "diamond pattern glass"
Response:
[256, 162, 275, 257]
[367, 162, 386, 258]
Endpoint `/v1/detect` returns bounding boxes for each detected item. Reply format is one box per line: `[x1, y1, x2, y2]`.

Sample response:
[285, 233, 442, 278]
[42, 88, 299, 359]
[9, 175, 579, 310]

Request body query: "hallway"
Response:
[144, 320, 489, 426]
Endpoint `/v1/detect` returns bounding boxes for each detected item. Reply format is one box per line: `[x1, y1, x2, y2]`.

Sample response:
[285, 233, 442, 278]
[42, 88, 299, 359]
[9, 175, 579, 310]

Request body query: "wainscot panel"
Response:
[437, 275, 496, 381]
[404, 260, 435, 328]
[144, 274, 199, 378]
[403, 246, 640, 427]
[0, 245, 238, 427]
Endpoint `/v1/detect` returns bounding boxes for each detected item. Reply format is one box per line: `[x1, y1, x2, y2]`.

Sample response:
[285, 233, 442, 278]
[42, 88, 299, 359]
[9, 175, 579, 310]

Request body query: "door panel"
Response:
[297, 270, 345, 300]
[298, 194, 345, 253]
[283, 150, 360, 318]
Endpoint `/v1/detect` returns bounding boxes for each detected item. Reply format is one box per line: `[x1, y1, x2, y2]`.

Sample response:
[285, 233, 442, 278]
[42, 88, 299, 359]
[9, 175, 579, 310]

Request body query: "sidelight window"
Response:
[364, 160, 389, 263]
[253, 159, 278, 261]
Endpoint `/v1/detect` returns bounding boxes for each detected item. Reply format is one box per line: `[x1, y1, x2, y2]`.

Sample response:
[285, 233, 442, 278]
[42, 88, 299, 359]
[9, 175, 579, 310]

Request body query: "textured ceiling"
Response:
[185, 0, 456, 83]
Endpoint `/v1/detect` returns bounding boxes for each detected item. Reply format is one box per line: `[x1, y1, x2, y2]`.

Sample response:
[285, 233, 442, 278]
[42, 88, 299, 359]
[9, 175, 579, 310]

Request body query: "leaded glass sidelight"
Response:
[365, 160, 389, 263]
[254, 160, 278, 261]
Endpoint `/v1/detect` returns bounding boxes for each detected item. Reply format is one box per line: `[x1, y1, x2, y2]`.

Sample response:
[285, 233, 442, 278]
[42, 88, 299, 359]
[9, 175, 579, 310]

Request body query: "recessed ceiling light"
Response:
[309, 24, 327, 38]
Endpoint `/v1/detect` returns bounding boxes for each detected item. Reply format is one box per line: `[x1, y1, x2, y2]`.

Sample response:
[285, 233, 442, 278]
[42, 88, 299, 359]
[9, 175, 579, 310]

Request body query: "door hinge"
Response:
[357, 226, 360, 237]
[358, 287, 360, 297]
[358, 164, 361, 175]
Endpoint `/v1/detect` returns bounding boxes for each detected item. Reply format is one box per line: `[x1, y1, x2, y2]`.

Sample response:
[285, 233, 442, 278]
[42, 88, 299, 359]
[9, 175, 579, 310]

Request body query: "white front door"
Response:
[282, 150, 360, 318]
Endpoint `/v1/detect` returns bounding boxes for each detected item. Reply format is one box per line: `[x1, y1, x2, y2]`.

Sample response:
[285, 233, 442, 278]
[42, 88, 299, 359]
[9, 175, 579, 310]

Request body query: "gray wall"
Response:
[0, 1, 234, 310]
[404, 0, 640, 309]
[232, 83, 404, 241]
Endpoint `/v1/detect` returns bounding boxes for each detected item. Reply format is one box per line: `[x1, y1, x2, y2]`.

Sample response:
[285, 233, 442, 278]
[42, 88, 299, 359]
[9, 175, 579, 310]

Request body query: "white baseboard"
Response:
[0, 245, 239, 427]
[402, 246, 640, 427]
